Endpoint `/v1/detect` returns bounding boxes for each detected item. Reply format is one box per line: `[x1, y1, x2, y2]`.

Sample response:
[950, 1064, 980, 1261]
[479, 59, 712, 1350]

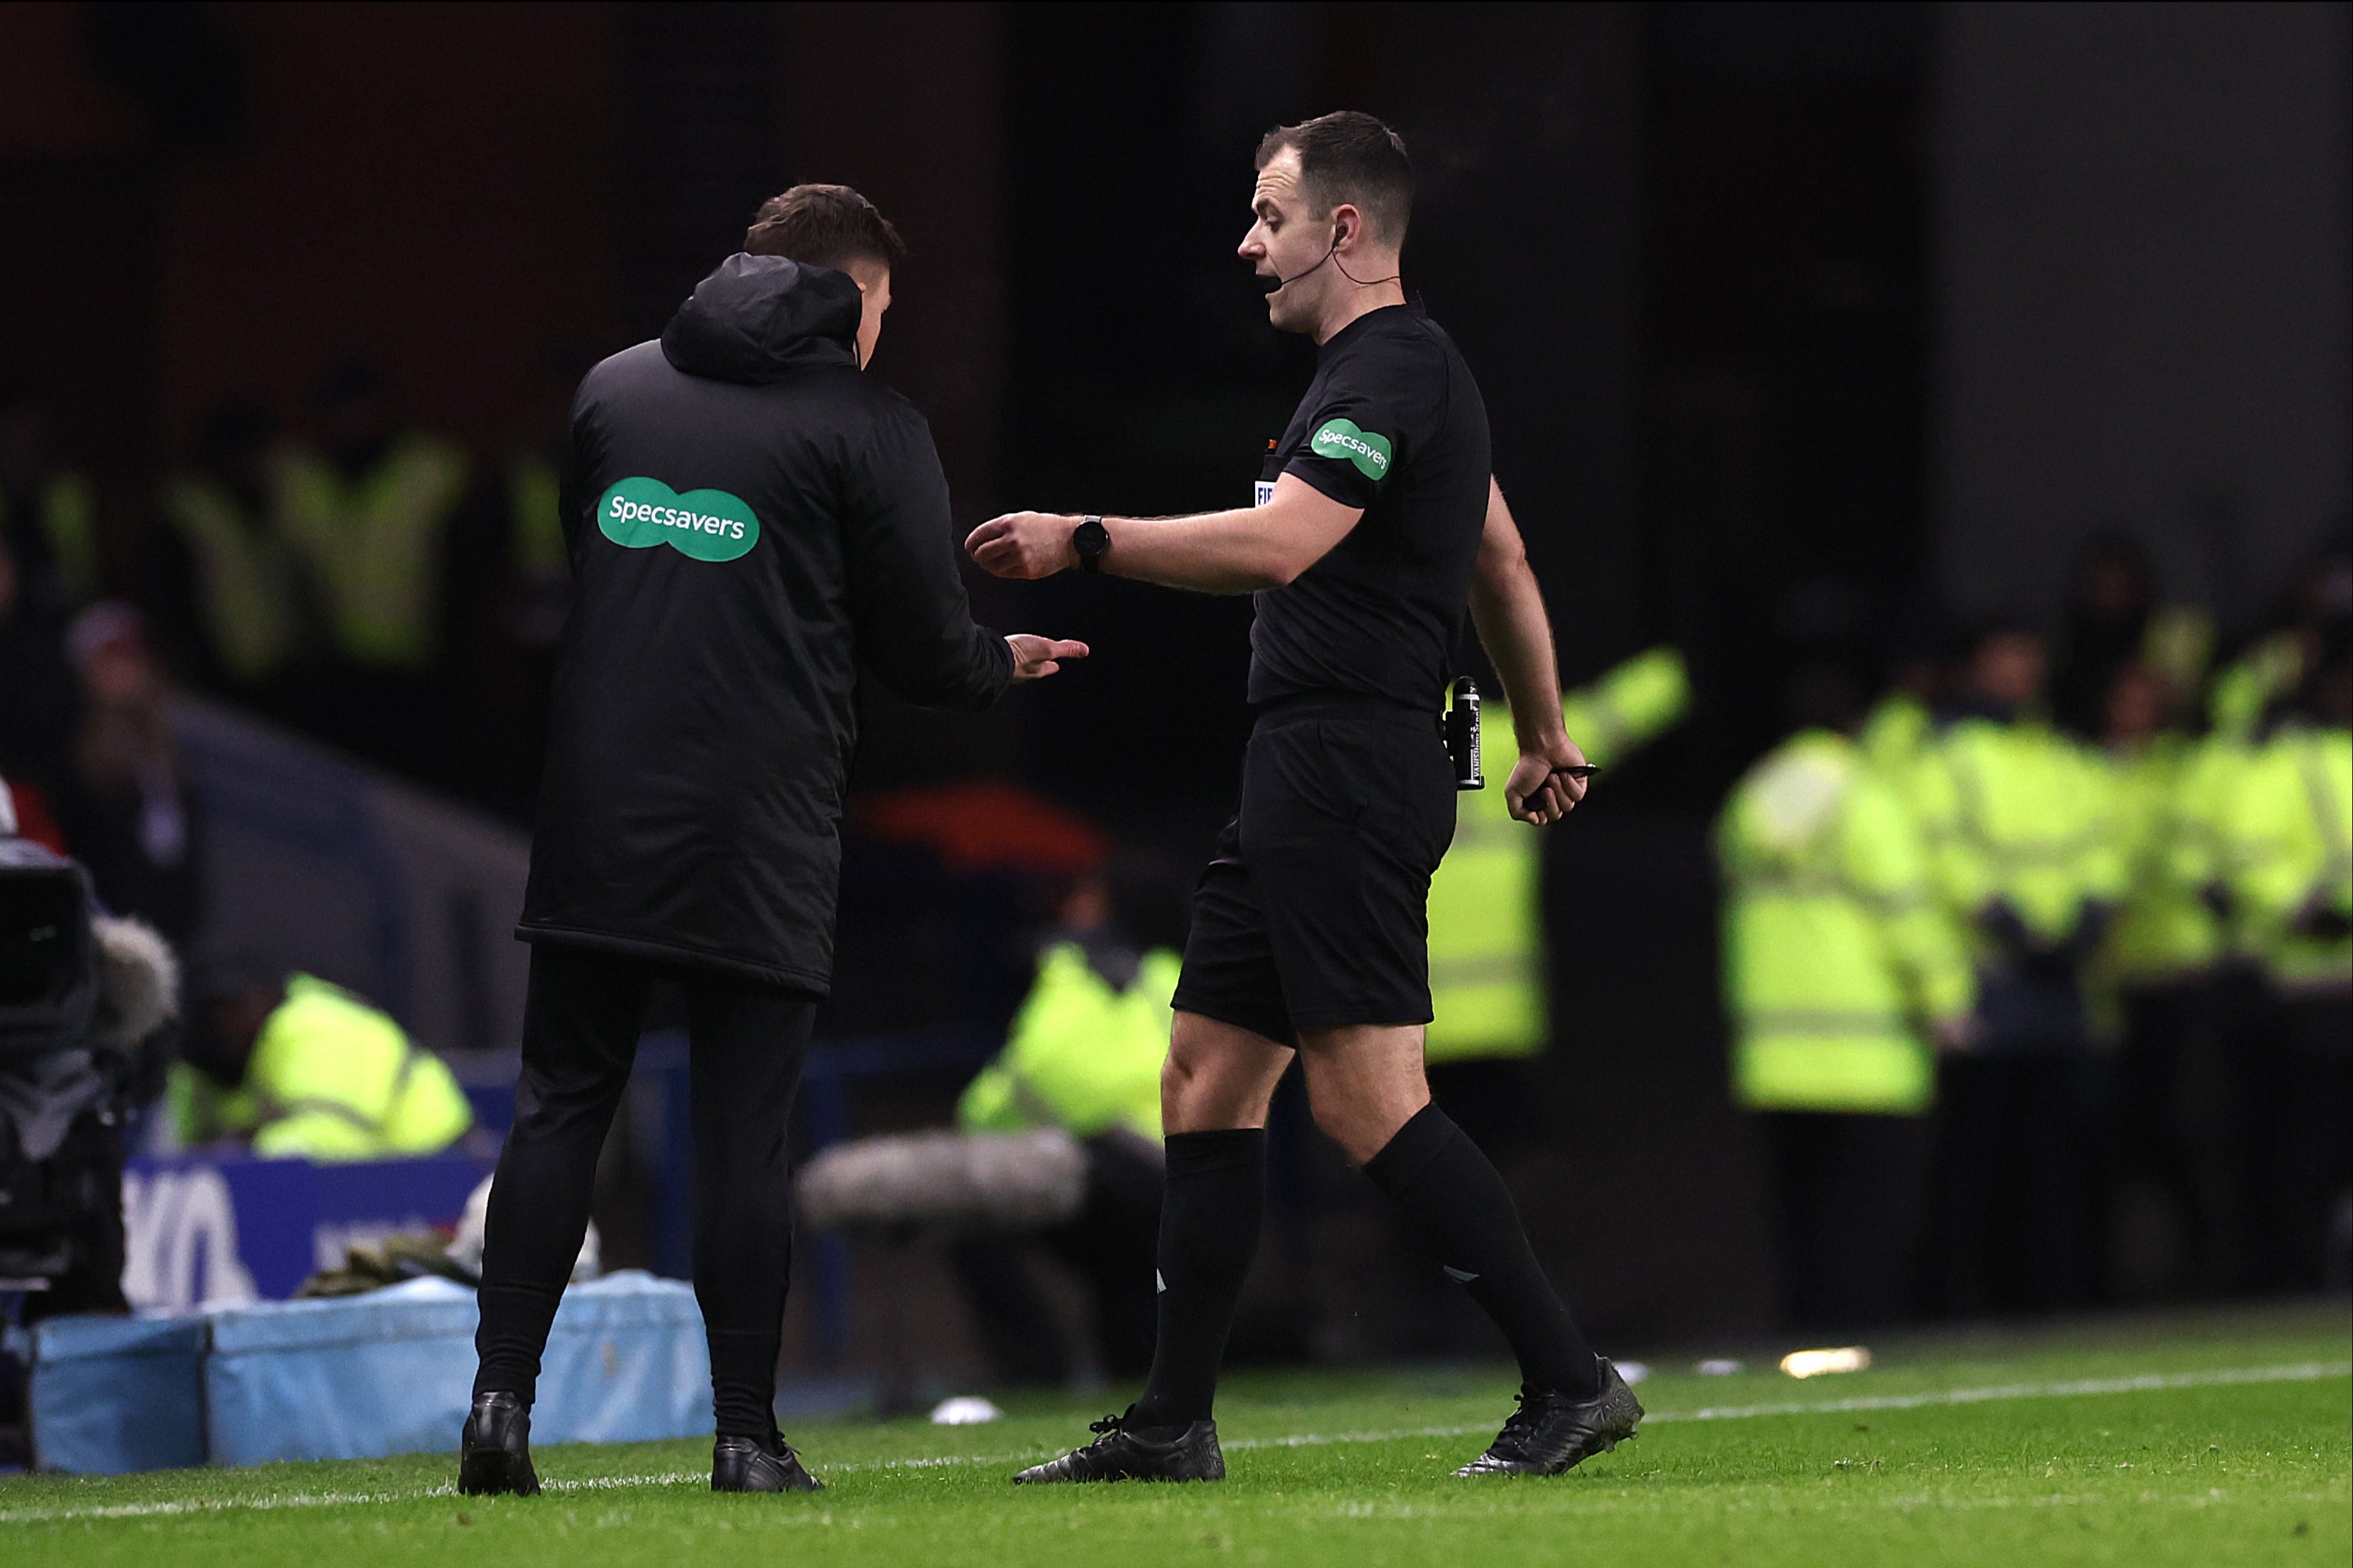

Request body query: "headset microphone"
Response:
[1263, 229, 1343, 294]
[1261, 221, 1401, 294]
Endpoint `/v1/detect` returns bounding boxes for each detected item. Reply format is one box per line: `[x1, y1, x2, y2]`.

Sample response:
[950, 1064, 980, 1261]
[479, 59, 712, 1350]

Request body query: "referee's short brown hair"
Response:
[1256, 111, 1414, 249]
[744, 185, 908, 274]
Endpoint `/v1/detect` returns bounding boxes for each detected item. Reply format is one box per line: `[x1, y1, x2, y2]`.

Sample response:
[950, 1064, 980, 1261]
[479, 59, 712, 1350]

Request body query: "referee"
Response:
[967, 112, 1641, 1482]
[460, 185, 1085, 1497]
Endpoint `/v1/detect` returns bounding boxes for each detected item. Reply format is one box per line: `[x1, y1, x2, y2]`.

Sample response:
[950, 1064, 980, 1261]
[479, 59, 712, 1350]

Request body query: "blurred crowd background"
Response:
[0, 1, 2346, 1384]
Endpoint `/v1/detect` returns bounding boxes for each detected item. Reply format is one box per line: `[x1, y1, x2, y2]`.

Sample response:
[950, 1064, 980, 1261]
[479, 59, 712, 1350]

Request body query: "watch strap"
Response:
[1075, 515, 1108, 573]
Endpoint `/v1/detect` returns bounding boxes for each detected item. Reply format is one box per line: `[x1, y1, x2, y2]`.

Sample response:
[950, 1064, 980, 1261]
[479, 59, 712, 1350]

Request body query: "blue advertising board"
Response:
[120, 1153, 487, 1310]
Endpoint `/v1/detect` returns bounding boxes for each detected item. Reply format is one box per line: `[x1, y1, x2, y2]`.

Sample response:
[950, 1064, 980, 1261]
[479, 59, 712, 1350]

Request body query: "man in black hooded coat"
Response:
[463, 186, 1085, 1497]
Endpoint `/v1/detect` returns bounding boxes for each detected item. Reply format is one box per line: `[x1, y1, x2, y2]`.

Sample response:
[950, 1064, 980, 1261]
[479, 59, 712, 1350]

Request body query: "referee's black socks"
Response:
[1363, 1102, 1604, 1399]
[1130, 1127, 1267, 1430]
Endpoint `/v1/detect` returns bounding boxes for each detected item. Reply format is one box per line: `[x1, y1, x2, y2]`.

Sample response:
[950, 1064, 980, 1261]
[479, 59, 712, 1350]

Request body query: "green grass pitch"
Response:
[6, 1303, 2346, 1567]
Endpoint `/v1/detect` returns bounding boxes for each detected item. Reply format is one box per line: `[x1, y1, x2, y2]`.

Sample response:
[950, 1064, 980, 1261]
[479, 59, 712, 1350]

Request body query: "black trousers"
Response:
[948, 1131, 1164, 1386]
[2109, 980, 2227, 1298]
[1922, 1051, 2105, 1316]
[1760, 1111, 1930, 1332]
[473, 942, 816, 1438]
[2235, 994, 2353, 1294]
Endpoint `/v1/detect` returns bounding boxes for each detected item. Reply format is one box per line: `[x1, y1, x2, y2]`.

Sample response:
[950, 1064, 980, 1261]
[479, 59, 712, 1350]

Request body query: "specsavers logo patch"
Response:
[598, 477, 759, 563]
[1308, 418, 1392, 480]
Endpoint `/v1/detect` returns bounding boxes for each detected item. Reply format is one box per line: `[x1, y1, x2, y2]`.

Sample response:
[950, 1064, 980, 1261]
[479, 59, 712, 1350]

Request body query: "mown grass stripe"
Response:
[2, 1360, 2343, 1525]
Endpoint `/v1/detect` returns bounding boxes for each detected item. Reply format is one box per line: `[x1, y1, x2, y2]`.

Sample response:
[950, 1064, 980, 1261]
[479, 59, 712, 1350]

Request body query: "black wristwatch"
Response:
[1073, 514, 1110, 573]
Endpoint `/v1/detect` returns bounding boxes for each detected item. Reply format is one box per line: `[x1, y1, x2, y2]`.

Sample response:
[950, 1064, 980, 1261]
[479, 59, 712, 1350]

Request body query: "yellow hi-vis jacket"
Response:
[958, 942, 1179, 1142]
[2094, 735, 2225, 990]
[1859, 692, 1931, 779]
[168, 975, 474, 1160]
[1424, 647, 1692, 1065]
[272, 436, 469, 670]
[0, 470, 100, 604]
[2208, 723, 2353, 995]
[157, 473, 300, 683]
[1905, 715, 2126, 958]
[2208, 631, 2305, 744]
[1718, 730, 1971, 1114]
[506, 449, 566, 581]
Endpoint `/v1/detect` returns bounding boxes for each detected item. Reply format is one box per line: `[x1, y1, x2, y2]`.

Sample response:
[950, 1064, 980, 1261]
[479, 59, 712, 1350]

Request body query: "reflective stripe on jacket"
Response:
[958, 943, 1177, 1142]
[1718, 730, 1970, 1114]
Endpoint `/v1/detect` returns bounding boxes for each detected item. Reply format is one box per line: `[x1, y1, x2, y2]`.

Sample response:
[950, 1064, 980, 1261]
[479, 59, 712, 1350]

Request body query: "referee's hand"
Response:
[967, 512, 1078, 579]
[1503, 732, 1590, 826]
[1007, 634, 1090, 681]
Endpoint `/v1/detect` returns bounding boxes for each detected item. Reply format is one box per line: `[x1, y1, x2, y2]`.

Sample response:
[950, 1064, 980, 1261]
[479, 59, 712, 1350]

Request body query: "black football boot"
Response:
[1012, 1410, 1225, 1483]
[1455, 1360, 1644, 1477]
[457, 1392, 542, 1496]
[712, 1435, 824, 1492]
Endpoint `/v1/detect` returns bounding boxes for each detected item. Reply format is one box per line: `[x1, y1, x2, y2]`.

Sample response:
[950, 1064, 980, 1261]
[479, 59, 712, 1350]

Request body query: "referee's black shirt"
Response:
[1248, 303, 1492, 710]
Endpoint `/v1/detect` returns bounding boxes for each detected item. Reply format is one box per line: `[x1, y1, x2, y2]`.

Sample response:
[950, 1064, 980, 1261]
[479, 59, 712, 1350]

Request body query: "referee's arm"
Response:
[1469, 477, 1586, 824]
[964, 476, 1357, 593]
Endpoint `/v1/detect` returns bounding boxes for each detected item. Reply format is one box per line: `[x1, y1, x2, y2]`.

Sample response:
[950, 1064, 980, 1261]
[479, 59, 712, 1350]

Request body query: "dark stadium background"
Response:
[1, 2, 2343, 1364]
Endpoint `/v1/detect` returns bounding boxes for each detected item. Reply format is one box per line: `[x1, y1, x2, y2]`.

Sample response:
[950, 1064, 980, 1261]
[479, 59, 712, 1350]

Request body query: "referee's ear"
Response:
[1331, 203, 1363, 253]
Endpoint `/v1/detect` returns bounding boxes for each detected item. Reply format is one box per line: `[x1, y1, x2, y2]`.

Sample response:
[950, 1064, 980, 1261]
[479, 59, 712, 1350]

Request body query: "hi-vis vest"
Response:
[1424, 647, 1691, 1064]
[2211, 722, 2353, 994]
[158, 474, 299, 682]
[2209, 631, 2305, 745]
[0, 472, 100, 604]
[1718, 730, 1971, 1114]
[273, 437, 469, 669]
[1906, 715, 2125, 953]
[2092, 735, 2223, 993]
[168, 974, 474, 1161]
[959, 942, 1177, 1142]
[507, 449, 566, 580]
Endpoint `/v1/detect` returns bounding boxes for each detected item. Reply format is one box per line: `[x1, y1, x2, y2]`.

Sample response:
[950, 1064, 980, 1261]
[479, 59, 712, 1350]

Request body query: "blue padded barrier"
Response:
[29, 1314, 210, 1475]
[534, 1272, 710, 1447]
[203, 1271, 709, 1467]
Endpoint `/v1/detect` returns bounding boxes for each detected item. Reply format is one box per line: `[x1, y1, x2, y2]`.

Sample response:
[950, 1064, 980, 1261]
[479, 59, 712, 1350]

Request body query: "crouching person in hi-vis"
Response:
[174, 959, 473, 1161]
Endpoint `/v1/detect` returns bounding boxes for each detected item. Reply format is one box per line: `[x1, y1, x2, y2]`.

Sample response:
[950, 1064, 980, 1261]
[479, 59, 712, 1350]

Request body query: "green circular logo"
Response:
[1309, 418, 1393, 480]
[597, 477, 760, 563]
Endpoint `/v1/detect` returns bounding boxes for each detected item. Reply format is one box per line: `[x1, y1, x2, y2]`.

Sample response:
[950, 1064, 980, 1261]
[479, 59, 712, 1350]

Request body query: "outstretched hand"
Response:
[967, 513, 1079, 579]
[1503, 730, 1590, 826]
[1007, 635, 1090, 681]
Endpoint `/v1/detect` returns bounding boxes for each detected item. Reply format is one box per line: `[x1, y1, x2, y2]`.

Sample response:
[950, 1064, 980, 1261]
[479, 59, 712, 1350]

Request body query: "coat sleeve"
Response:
[839, 400, 1015, 711]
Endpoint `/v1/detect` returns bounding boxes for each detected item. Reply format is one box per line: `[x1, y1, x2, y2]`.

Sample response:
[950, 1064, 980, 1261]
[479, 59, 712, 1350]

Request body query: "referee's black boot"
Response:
[1455, 1360, 1643, 1477]
[713, 1434, 824, 1492]
[1012, 1409, 1224, 1483]
[457, 1392, 541, 1496]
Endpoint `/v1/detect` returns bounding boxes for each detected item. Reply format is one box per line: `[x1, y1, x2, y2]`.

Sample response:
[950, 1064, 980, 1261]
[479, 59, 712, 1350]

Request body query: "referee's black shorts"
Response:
[1171, 694, 1458, 1046]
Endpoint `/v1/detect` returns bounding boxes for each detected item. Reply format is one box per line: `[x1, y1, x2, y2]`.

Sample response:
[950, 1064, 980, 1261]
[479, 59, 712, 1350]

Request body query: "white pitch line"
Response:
[2, 1359, 2343, 1526]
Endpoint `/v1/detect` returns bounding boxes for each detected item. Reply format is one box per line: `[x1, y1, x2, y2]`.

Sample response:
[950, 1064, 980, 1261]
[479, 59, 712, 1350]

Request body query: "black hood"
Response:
[660, 254, 861, 385]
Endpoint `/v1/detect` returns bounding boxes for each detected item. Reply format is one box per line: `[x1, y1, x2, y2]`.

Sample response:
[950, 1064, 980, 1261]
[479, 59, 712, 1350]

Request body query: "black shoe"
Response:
[1455, 1360, 1644, 1477]
[712, 1435, 824, 1492]
[457, 1392, 541, 1496]
[1012, 1410, 1225, 1483]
